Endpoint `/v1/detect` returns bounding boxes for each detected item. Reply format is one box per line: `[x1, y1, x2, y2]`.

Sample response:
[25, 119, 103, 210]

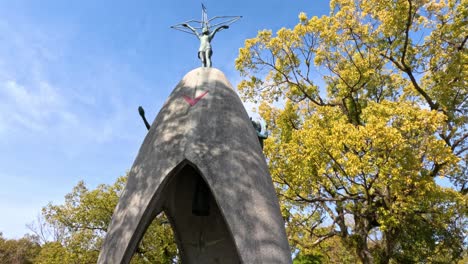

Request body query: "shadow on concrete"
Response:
[98, 68, 291, 264]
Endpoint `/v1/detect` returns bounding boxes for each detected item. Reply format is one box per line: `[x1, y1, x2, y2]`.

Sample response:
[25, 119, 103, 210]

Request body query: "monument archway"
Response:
[157, 160, 241, 263]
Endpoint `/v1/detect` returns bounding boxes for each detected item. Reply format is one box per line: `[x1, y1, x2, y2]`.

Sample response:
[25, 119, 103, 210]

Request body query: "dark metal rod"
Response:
[138, 106, 151, 130]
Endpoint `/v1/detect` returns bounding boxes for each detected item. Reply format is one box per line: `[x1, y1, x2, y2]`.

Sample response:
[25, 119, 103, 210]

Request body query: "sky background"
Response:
[0, 1, 330, 238]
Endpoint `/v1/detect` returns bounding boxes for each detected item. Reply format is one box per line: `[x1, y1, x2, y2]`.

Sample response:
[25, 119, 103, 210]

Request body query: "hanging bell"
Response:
[192, 177, 210, 216]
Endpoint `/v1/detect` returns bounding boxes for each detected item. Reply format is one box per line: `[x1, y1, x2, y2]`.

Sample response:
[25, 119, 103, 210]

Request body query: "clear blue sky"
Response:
[0, 0, 330, 238]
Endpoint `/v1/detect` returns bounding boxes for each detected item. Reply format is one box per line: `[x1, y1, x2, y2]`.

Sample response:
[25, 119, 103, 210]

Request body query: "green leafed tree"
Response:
[38, 176, 178, 264]
[293, 253, 324, 264]
[236, 0, 467, 263]
[0, 233, 41, 264]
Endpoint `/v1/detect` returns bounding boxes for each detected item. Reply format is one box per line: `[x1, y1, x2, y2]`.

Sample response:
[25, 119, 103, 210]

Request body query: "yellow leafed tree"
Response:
[236, 0, 467, 263]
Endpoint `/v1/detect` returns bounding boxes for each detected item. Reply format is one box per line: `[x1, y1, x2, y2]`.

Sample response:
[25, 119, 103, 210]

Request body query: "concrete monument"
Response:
[98, 5, 291, 264]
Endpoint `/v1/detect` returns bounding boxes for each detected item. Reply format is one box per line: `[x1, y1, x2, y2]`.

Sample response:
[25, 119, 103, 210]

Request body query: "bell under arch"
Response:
[158, 160, 241, 263]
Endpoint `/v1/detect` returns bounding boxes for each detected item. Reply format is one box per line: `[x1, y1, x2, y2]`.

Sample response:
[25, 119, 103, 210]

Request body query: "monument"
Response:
[98, 5, 292, 264]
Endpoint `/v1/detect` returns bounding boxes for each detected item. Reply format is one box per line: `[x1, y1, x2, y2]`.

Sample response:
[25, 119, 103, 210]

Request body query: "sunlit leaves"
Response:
[236, 0, 467, 262]
[40, 176, 178, 264]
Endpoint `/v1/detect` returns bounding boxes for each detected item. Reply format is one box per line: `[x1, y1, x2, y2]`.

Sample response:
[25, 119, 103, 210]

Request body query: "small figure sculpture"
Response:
[250, 118, 269, 149]
[171, 4, 241, 68]
[182, 24, 229, 67]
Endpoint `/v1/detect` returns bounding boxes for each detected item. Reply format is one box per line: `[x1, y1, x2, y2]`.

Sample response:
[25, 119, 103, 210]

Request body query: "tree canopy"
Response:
[0, 233, 41, 264]
[236, 0, 467, 263]
[25, 176, 178, 264]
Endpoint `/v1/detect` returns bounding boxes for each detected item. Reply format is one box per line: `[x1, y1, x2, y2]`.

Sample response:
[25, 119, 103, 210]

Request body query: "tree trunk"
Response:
[355, 234, 374, 264]
[354, 216, 374, 264]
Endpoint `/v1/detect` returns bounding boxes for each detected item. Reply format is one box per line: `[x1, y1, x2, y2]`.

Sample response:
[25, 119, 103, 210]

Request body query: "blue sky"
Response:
[0, 1, 330, 238]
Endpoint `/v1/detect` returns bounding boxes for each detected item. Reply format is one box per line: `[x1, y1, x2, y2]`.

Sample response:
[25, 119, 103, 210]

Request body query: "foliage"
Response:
[236, 0, 467, 263]
[39, 176, 178, 263]
[1, 176, 178, 263]
[0, 233, 41, 264]
[34, 242, 68, 264]
[292, 235, 359, 264]
[293, 253, 323, 264]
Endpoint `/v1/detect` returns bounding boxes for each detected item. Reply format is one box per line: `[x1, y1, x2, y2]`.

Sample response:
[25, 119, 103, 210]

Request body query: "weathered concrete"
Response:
[97, 68, 292, 264]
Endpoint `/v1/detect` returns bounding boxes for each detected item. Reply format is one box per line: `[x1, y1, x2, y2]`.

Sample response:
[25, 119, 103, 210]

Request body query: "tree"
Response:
[27, 214, 66, 246]
[34, 242, 68, 264]
[0, 233, 41, 264]
[293, 253, 323, 264]
[39, 176, 178, 263]
[236, 0, 467, 263]
[293, 234, 358, 263]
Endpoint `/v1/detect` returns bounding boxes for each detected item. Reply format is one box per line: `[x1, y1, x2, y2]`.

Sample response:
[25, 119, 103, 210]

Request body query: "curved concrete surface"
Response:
[97, 68, 292, 264]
